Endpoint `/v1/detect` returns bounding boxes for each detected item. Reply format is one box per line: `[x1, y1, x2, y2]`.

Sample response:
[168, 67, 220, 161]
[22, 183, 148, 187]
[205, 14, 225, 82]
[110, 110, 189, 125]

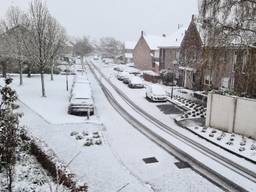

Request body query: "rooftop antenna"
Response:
[178, 24, 183, 29]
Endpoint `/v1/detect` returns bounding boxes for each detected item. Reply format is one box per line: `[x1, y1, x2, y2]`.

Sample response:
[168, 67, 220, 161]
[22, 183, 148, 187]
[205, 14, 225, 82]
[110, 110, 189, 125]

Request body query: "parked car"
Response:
[93, 56, 99, 60]
[103, 58, 113, 64]
[125, 67, 140, 75]
[116, 71, 129, 81]
[128, 76, 144, 88]
[68, 83, 94, 115]
[60, 69, 76, 75]
[146, 84, 168, 102]
[113, 65, 125, 72]
[126, 63, 135, 67]
[123, 73, 133, 84]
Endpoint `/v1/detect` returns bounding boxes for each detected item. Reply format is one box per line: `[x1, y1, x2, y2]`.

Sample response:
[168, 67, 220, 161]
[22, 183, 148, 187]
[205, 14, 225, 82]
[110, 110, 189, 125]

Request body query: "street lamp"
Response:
[65, 57, 70, 91]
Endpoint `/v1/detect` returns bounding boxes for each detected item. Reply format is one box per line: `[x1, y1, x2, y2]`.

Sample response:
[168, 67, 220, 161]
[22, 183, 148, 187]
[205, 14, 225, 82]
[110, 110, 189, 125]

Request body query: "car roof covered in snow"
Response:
[124, 67, 139, 73]
[119, 71, 130, 76]
[149, 84, 166, 95]
[72, 83, 92, 99]
[130, 76, 143, 83]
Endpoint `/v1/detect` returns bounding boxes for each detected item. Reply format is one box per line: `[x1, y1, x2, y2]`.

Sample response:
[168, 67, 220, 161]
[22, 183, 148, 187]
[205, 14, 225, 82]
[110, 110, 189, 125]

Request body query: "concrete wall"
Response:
[235, 98, 256, 138]
[133, 37, 153, 71]
[206, 93, 256, 139]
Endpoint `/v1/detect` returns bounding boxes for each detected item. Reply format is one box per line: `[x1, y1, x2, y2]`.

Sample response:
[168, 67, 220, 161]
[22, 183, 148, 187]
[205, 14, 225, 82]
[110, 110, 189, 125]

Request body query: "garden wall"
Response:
[206, 93, 256, 139]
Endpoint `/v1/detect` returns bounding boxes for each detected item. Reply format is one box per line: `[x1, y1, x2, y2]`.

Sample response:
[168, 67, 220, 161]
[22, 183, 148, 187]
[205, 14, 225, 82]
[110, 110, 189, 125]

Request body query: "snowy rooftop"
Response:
[158, 27, 187, 48]
[143, 70, 159, 76]
[142, 26, 187, 50]
[124, 41, 136, 50]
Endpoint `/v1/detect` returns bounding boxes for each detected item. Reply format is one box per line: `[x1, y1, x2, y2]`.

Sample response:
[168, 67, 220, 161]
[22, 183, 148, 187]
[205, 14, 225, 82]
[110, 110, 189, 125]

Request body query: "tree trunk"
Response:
[81, 56, 84, 75]
[19, 60, 23, 86]
[7, 167, 13, 192]
[50, 63, 54, 81]
[40, 69, 46, 97]
[2, 61, 7, 78]
[27, 65, 31, 78]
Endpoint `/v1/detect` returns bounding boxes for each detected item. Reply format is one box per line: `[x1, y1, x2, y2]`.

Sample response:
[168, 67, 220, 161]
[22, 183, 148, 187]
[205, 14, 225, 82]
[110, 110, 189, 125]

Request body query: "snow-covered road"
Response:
[6, 66, 224, 191]
[89, 58, 256, 191]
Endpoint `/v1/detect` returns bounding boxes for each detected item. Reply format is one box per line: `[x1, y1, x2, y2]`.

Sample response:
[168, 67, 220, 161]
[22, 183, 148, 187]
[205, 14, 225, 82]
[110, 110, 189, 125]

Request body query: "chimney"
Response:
[162, 34, 166, 37]
[192, 14, 195, 21]
[141, 30, 144, 37]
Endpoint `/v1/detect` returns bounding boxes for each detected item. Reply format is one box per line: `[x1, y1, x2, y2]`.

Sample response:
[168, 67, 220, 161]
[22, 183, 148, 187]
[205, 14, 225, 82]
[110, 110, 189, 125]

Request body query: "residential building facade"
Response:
[133, 28, 186, 75]
[124, 41, 136, 63]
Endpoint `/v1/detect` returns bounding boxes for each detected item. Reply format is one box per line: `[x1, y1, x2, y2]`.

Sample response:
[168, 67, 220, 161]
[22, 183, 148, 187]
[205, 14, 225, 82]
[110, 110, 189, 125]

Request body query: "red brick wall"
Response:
[133, 37, 154, 71]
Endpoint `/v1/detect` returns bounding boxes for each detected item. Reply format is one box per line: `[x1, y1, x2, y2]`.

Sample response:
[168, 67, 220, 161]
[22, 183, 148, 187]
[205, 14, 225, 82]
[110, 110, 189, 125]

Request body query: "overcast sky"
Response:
[0, 0, 198, 42]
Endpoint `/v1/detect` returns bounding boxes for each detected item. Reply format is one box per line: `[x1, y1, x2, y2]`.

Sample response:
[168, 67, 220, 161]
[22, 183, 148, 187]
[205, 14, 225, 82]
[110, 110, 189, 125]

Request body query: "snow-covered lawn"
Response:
[0, 74, 100, 125]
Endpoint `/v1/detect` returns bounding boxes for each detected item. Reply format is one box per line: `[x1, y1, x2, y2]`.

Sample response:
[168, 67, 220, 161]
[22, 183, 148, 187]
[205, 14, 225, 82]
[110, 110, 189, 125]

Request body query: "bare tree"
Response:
[0, 6, 30, 85]
[198, 0, 256, 96]
[73, 37, 93, 65]
[99, 37, 124, 58]
[22, 0, 66, 97]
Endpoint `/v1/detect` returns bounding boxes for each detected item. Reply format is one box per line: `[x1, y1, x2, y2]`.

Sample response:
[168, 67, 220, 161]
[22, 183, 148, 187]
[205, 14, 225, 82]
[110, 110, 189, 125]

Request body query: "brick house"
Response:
[178, 15, 203, 89]
[179, 15, 238, 91]
[133, 31, 163, 73]
[195, 0, 256, 98]
[158, 27, 186, 84]
[133, 28, 186, 74]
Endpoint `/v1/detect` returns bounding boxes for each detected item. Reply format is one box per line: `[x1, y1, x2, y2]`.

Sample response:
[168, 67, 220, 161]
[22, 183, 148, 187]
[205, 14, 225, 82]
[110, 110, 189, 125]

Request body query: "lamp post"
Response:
[65, 57, 70, 91]
[171, 85, 174, 99]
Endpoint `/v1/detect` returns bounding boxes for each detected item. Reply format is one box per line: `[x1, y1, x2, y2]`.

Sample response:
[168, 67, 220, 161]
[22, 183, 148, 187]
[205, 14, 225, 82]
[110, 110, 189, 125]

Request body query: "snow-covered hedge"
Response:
[21, 131, 88, 192]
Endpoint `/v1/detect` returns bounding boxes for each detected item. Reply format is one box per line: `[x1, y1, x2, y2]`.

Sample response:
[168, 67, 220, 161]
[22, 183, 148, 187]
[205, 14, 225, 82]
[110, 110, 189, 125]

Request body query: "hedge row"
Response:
[21, 132, 88, 192]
